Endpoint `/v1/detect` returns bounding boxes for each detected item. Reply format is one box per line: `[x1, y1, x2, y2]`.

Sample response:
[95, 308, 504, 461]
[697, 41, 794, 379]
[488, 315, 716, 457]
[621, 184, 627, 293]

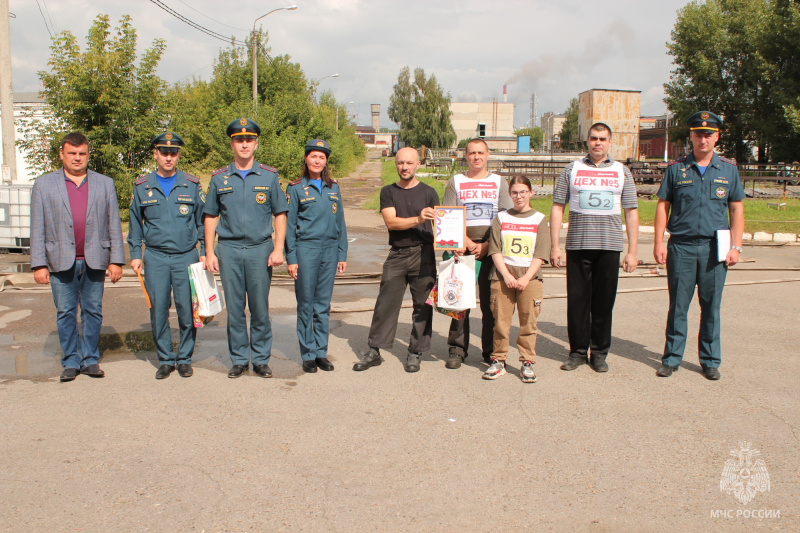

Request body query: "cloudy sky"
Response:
[9, 0, 692, 128]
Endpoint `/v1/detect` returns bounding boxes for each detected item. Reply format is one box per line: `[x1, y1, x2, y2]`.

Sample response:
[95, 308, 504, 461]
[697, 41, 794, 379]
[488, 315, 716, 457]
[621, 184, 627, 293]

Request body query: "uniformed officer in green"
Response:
[285, 139, 348, 373]
[203, 118, 288, 379]
[653, 111, 745, 380]
[128, 132, 205, 379]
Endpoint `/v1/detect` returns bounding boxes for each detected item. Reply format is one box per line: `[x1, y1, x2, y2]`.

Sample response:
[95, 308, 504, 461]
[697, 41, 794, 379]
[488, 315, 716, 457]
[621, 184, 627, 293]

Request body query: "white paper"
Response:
[716, 229, 731, 262]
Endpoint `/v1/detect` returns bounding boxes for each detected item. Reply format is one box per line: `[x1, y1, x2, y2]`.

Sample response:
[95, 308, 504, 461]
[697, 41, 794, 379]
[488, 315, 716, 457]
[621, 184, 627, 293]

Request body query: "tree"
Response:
[513, 127, 544, 151]
[388, 67, 456, 149]
[558, 98, 579, 150]
[19, 15, 168, 210]
[168, 31, 364, 181]
[664, 0, 800, 163]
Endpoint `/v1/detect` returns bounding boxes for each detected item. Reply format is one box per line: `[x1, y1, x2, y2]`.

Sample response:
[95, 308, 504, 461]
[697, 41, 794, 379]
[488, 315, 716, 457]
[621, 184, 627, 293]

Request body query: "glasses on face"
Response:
[510, 190, 530, 197]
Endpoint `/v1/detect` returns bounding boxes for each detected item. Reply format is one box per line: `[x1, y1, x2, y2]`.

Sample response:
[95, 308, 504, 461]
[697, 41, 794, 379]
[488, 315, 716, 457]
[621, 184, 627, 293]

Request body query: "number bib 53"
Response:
[498, 211, 545, 268]
[568, 161, 624, 216]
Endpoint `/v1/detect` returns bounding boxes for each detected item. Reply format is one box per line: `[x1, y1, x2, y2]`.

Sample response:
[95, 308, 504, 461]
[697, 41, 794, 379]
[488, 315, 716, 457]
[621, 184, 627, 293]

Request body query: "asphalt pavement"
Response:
[1, 154, 798, 531]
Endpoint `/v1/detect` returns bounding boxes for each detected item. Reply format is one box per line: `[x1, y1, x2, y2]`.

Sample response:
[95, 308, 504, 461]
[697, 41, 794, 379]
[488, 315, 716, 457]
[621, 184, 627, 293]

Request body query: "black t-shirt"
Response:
[379, 181, 439, 248]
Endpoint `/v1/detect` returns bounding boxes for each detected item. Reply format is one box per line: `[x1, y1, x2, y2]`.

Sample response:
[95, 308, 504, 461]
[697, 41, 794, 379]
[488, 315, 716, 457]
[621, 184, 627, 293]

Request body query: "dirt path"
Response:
[339, 149, 385, 229]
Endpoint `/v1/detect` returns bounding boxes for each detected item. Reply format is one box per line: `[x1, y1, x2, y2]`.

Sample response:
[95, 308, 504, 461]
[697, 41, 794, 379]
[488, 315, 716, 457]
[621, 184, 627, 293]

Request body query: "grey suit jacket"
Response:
[30, 169, 125, 272]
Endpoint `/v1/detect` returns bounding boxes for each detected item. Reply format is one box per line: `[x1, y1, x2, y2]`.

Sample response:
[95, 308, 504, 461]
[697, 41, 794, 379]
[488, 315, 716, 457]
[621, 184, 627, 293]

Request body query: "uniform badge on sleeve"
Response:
[255, 192, 267, 204]
[199, 191, 206, 203]
[179, 204, 190, 215]
[332, 203, 337, 214]
[716, 187, 727, 198]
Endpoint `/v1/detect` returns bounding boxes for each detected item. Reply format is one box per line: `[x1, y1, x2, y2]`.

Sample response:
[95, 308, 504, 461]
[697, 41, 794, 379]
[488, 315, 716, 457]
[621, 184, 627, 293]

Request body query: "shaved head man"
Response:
[354, 147, 440, 373]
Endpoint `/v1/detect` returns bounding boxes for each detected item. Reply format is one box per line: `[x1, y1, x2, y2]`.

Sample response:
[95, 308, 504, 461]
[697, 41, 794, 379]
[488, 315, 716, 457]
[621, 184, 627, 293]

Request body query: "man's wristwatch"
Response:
[731, 246, 743, 253]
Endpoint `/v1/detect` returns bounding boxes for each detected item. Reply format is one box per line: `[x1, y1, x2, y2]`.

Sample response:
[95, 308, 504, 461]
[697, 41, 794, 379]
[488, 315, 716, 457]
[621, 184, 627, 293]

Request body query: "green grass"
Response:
[365, 161, 800, 234]
[363, 158, 448, 210]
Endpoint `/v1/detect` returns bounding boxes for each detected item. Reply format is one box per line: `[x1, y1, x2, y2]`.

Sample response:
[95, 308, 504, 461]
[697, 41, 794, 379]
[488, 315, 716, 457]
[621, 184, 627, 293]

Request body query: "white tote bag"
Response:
[437, 255, 477, 311]
[188, 262, 225, 317]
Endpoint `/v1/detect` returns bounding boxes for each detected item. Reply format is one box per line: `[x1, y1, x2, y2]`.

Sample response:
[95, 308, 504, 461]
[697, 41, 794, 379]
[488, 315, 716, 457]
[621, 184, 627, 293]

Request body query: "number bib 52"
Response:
[568, 161, 624, 216]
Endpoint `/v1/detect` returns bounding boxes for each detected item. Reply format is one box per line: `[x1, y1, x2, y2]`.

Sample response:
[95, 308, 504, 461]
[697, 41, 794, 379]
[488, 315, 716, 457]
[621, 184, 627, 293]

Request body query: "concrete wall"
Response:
[450, 102, 514, 145]
[578, 89, 641, 161]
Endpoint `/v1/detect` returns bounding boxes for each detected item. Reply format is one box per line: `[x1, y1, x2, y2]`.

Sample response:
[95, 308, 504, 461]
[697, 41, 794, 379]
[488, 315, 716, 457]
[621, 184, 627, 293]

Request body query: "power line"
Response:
[40, 0, 56, 35]
[34, 0, 53, 38]
[173, 0, 248, 32]
[149, 0, 246, 48]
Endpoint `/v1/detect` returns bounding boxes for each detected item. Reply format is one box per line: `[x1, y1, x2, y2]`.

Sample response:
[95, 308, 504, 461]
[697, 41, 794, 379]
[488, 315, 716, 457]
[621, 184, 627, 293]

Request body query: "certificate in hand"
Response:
[433, 206, 466, 251]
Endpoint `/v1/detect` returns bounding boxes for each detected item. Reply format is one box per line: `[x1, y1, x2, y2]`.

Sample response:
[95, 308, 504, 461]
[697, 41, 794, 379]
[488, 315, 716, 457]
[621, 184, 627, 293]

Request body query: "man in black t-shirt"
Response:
[354, 147, 439, 373]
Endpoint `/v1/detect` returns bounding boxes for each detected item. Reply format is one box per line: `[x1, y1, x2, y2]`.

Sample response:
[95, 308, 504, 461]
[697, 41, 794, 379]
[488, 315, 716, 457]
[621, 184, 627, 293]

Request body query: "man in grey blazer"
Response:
[30, 132, 125, 382]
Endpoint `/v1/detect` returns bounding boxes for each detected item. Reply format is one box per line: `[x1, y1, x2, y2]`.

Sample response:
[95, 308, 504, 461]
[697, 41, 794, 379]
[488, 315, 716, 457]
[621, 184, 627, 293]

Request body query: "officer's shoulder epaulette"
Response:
[260, 163, 278, 173]
[666, 156, 687, 167]
[183, 173, 199, 184]
[134, 175, 149, 185]
[288, 178, 303, 186]
[211, 166, 227, 176]
[331, 179, 339, 185]
[719, 155, 737, 165]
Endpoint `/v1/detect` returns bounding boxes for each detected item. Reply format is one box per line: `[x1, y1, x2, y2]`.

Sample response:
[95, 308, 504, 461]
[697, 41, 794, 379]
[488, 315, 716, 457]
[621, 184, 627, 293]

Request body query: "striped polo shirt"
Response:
[552, 156, 637, 251]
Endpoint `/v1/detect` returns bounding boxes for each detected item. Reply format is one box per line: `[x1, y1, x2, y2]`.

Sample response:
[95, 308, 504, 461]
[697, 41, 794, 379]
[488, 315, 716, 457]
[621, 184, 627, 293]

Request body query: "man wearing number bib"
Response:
[550, 123, 639, 373]
[441, 138, 513, 368]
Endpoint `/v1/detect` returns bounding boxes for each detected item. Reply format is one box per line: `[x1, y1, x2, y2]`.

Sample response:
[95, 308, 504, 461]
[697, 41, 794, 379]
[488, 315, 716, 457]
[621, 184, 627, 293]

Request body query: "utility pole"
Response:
[0, 0, 17, 183]
[664, 109, 670, 162]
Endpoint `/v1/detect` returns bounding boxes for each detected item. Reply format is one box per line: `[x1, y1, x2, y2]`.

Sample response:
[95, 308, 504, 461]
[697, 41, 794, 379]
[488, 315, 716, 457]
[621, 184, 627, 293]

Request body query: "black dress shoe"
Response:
[353, 349, 383, 371]
[656, 364, 676, 377]
[302, 360, 318, 373]
[590, 358, 609, 373]
[60, 368, 79, 382]
[702, 366, 721, 380]
[228, 364, 248, 378]
[253, 364, 272, 378]
[445, 353, 463, 369]
[315, 358, 334, 371]
[177, 364, 193, 377]
[155, 364, 174, 379]
[560, 357, 587, 371]
[81, 364, 105, 377]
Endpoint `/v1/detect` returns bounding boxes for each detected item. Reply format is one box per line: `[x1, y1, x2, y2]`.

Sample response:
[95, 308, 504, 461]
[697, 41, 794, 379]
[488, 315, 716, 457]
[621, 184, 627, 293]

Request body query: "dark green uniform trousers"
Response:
[294, 243, 338, 361]
[663, 238, 727, 368]
[217, 241, 274, 366]
[144, 248, 199, 365]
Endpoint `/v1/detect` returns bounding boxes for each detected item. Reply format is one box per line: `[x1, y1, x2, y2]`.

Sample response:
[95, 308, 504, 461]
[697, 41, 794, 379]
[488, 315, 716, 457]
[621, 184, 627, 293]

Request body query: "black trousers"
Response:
[368, 245, 436, 354]
[565, 249, 621, 360]
[447, 253, 494, 359]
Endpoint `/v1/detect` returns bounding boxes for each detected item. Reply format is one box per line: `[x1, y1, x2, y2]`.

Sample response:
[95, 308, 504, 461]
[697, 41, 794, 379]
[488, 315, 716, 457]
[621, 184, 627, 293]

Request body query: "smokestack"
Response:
[503, 85, 507, 103]
[371, 104, 380, 131]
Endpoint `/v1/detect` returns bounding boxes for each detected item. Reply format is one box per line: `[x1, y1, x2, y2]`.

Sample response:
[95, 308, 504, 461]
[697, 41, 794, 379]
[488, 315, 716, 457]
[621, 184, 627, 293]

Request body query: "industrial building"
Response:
[578, 89, 641, 161]
[449, 101, 514, 146]
[541, 112, 566, 150]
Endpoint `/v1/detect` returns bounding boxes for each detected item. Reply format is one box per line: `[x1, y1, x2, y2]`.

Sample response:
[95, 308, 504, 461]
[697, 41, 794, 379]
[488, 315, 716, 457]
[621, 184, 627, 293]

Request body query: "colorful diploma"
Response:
[433, 206, 467, 252]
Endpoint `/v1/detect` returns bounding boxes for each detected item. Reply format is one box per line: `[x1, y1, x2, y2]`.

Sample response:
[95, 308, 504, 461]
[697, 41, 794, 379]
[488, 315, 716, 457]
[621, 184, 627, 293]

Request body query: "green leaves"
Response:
[166, 29, 364, 182]
[558, 98, 579, 150]
[665, 0, 800, 163]
[388, 66, 457, 150]
[20, 15, 168, 215]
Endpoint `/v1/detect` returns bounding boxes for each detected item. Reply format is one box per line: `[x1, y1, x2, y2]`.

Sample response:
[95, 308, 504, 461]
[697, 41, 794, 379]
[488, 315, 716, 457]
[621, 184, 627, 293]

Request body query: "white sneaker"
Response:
[482, 358, 506, 380]
[521, 360, 537, 383]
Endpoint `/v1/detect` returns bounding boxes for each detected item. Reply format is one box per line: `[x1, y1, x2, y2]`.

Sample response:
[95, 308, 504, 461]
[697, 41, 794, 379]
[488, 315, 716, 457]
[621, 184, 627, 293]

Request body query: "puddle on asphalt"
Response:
[1, 314, 306, 380]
